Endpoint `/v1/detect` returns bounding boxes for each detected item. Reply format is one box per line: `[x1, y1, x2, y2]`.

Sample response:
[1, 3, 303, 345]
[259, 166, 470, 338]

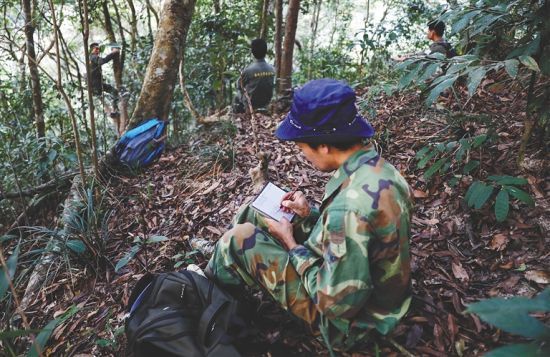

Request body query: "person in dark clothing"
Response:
[89, 42, 120, 116]
[427, 20, 456, 58]
[233, 38, 275, 113]
[393, 20, 456, 61]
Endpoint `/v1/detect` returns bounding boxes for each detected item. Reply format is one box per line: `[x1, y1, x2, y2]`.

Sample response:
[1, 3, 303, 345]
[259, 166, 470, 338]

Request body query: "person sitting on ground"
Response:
[89, 42, 120, 117]
[427, 20, 456, 58]
[205, 78, 413, 353]
[233, 38, 275, 114]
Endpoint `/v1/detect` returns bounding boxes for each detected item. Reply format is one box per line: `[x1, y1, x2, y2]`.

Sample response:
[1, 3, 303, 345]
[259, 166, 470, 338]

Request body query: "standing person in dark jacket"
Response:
[427, 20, 456, 58]
[233, 38, 275, 113]
[89, 42, 120, 117]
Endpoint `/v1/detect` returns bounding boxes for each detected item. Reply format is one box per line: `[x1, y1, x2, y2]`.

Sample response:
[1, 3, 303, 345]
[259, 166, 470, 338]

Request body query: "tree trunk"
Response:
[102, 0, 129, 134]
[274, 0, 283, 93]
[278, 0, 300, 94]
[102, 0, 123, 87]
[19, 0, 198, 312]
[307, 0, 322, 80]
[129, 0, 196, 128]
[22, 0, 45, 140]
[259, 0, 269, 39]
[126, 0, 138, 52]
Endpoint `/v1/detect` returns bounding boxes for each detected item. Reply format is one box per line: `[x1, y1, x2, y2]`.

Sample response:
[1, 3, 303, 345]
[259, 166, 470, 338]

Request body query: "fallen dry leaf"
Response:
[413, 189, 429, 198]
[525, 270, 550, 284]
[490, 233, 508, 251]
[452, 262, 469, 282]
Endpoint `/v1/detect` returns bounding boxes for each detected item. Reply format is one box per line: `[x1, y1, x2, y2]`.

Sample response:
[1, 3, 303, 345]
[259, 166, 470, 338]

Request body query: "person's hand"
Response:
[265, 217, 297, 250]
[280, 191, 310, 218]
[111, 47, 120, 53]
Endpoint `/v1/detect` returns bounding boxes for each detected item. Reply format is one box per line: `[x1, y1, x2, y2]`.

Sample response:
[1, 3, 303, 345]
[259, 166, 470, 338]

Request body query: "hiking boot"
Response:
[189, 237, 215, 257]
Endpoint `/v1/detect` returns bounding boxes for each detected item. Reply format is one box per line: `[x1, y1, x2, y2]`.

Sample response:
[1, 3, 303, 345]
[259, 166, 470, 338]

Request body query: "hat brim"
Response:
[275, 112, 375, 144]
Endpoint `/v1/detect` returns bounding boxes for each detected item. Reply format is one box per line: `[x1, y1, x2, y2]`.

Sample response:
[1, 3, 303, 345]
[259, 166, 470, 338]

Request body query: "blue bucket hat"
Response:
[275, 78, 375, 144]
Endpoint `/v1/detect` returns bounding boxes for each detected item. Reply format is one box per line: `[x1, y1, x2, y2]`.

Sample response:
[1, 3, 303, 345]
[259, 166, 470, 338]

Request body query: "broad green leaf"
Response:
[465, 181, 483, 206]
[435, 143, 446, 152]
[449, 176, 459, 187]
[485, 343, 550, 357]
[466, 289, 550, 340]
[414, 146, 430, 160]
[455, 139, 471, 162]
[424, 158, 447, 180]
[29, 306, 79, 357]
[494, 190, 509, 222]
[468, 67, 486, 96]
[428, 52, 446, 61]
[473, 184, 494, 209]
[507, 34, 542, 59]
[472, 134, 488, 148]
[0, 329, 40, 340]
[417, 150, 437, 169]
[0, 243, 20, 300]
[426, 76, 458, 106]
[65, 240, 86, 254]
[418, 63, 441, 81]
[395, 58, 419, 71]
[488, 175, 528, 186]
[447, 62, 470, 75]
[398, 63, 424, 89]
[519, 56, 540, 72]
[451, 10, 481, 35]
[463, 160, 480, 175]
[445, 141, 458, 152]
[504, 59, 519, 79]
[504, 186, 535, 207]
[471, 14, 501, 36]
[146, 235, 169, 244]
[115, 245, 140, 273]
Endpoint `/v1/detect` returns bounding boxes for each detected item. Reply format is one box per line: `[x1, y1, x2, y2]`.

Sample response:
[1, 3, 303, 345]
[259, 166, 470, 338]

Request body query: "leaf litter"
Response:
[7, 79, 549, 356]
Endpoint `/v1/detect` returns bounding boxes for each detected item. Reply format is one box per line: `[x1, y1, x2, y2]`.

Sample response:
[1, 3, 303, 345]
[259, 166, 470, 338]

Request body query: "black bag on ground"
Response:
[125, 270, 246, 357]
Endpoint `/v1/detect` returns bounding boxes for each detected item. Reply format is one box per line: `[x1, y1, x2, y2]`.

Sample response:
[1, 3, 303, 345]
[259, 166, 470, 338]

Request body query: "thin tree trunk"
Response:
[22, 0, 45, 140]
[278, 0, 300, 94]
[307, 0, 322, 80]
[102, 0, 122, 87]
[274, 0, 283, 92]
[126, 0, 138, 52]
[111, 0, 130, 132]
[129, 0, 196, 128]
[80, 0, 99, 176]
[259, 0, 269, 39]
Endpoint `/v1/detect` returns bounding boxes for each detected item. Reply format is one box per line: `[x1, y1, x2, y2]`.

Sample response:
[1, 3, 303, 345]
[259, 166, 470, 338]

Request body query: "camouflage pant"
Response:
[205, 204, 320, 331]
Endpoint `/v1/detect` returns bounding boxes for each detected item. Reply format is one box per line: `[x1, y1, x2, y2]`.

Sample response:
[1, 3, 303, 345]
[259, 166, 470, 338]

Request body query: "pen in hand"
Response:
[280, 179, 304, 212]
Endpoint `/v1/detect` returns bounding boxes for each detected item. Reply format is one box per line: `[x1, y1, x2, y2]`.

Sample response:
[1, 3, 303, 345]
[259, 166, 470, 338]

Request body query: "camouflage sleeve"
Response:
[289, 208, 374, 319]
[292, 207, 321, 244]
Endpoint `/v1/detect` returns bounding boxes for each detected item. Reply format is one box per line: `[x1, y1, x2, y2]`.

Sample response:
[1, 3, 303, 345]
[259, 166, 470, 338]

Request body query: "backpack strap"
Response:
[198, 299, 230, 348]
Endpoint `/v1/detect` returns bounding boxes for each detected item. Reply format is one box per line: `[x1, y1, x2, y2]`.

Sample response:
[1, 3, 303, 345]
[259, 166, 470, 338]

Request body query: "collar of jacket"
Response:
[255, 58, 267, 63]
[322, 143, 379, 203]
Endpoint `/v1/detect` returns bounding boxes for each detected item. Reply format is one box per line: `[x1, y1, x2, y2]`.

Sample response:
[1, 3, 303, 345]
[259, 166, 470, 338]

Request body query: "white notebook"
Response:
[251, 182, 295, 222]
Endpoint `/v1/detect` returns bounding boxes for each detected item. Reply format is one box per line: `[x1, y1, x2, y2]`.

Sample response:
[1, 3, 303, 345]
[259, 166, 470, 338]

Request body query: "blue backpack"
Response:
[114, 118, 167, 168]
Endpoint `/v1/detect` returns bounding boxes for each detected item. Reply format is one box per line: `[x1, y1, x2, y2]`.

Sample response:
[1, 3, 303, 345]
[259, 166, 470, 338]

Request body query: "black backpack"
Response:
[443, 42, 458, 58]
[125, 270, 246, 356]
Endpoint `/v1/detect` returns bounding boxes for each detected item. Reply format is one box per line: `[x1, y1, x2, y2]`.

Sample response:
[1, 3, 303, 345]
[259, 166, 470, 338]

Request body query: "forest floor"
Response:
[6, 79, 550, 356]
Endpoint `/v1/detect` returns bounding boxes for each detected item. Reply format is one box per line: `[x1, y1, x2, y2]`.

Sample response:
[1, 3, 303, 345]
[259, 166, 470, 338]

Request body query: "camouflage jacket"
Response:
[238, 58, 275, 109]
[289, 144, 413, 347]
